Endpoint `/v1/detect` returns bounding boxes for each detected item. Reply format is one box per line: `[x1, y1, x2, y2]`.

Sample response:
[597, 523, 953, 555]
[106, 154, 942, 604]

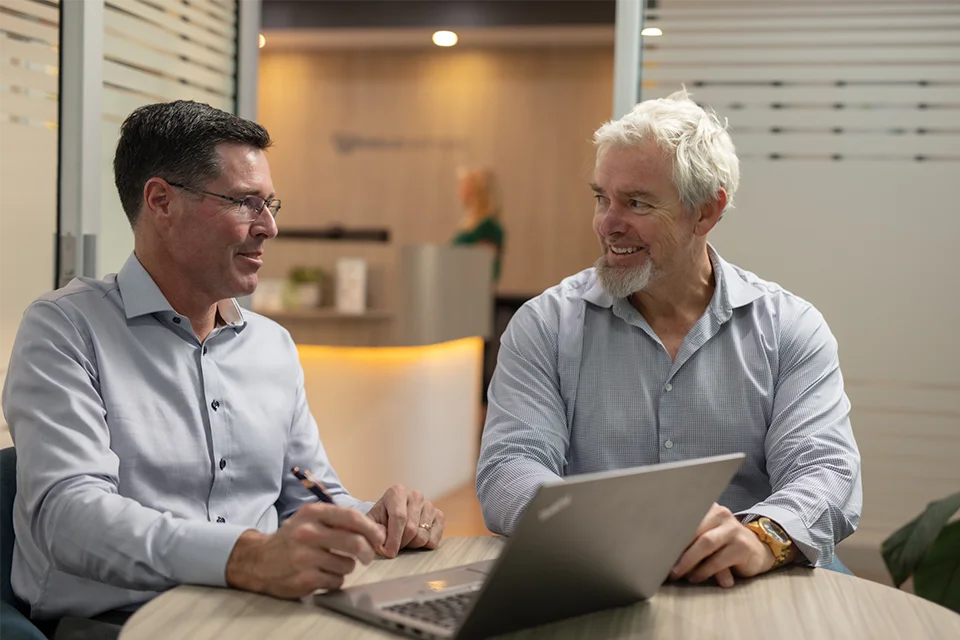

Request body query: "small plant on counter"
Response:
[285, 266, 329, 309]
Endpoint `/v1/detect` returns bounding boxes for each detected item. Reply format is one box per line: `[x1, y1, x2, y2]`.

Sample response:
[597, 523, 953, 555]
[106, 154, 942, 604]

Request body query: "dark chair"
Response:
[1, 446, 47, 639]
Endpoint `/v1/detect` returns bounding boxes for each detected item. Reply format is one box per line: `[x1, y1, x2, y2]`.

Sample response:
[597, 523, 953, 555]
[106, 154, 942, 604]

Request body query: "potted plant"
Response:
[285, 266, 328, 309]
[881, 491, 960, 613]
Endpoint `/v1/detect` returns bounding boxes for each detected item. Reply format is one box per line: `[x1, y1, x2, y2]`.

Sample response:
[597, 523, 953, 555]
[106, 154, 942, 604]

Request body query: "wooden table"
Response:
[120, 536, 960, 639]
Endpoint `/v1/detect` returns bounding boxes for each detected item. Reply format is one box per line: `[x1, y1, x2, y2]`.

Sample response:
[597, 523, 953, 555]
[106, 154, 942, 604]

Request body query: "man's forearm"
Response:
[39, 481, 246, 590]
[476, 459, 562, 535]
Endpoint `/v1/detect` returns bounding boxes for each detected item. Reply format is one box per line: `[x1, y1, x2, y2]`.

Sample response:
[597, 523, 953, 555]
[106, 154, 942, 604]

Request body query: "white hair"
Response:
[593, 87, 740, 214]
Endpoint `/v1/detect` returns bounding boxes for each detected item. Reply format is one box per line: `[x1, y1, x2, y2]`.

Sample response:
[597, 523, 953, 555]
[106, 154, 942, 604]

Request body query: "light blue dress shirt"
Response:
[2, 254, 369, 619]
[477, 247, 862, 566]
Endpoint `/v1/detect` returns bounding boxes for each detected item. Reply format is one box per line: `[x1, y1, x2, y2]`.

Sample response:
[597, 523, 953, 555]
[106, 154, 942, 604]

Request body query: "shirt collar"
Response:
[709, 244, 764, 311]
[579, 243, 763, 313]
[117, 253, 246, 329]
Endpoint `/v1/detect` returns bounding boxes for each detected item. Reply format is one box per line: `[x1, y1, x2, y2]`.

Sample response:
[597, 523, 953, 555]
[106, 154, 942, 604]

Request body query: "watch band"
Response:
[745, 517, 792, 568]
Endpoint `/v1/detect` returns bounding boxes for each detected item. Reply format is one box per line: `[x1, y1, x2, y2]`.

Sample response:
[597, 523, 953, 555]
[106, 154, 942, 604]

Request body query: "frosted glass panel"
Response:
[631, 0, 960, 562]
[99, 0, 238, 276]
[0, 0, 59, 406]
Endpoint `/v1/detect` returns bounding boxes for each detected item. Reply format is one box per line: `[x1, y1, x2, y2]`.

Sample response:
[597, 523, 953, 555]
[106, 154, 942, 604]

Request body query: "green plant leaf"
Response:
[913, 520, 960, 614]
[881, 492, 960, 588]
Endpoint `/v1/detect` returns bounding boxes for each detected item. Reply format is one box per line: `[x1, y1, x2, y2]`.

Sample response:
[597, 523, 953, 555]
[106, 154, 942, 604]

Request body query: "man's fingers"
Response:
[426, 509, 445, 549]
[406, 501, 434, 549]
[714, 568, 735, 589]
[382, 486, 408, 558]
[299, 502, 385, 550]
[312, 547, 358, 577]
[671, 527, 726, 579]
[686, 544, 740, 584]
[291, 515, 378, 564]
[291, 567, 348, 596]
[691, 503, 734, 539]
[401, 491, 426, 549]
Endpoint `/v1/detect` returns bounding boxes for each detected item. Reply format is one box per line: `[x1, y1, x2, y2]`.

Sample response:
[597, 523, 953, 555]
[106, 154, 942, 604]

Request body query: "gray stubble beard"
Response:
[593, 254, 659, 299]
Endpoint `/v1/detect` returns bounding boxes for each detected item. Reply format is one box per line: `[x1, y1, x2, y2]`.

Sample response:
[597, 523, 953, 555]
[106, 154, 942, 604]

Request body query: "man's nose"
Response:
[598, 206, 628, 238]
[252, 209, 278, 239]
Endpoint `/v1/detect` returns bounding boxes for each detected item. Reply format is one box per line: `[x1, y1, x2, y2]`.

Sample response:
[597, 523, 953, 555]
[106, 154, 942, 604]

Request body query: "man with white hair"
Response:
[476, 89, 862, 588]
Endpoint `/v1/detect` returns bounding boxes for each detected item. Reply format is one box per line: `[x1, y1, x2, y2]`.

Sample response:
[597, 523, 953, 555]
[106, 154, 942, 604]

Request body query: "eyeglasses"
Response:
[167, 182, 281, 222]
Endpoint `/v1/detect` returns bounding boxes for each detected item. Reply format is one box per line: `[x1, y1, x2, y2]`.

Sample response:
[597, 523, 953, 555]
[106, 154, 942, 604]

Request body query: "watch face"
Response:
[761, 518, 790, 544]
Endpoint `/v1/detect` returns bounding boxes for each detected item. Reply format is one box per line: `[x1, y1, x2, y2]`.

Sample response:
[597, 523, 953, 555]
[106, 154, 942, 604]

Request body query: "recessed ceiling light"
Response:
[258, 33, 266, 48]
[432, 30, 458, 47]
[641, 27, 663, 37]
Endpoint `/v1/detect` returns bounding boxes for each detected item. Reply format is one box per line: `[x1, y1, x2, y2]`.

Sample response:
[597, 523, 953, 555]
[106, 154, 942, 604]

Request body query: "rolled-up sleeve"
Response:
[3, 301, 246, 592]
[736, 306, 862, 566]
[476, 302, 568, 535]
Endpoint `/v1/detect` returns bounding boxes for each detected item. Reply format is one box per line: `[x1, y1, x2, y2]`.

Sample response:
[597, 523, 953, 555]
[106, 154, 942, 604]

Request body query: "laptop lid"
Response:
[454, 453, 745, 639]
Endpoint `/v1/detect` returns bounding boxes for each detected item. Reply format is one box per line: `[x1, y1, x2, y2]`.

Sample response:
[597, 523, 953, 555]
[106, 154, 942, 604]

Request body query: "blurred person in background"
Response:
[451, 166, 507, 408]
[451, 166, 505, 284]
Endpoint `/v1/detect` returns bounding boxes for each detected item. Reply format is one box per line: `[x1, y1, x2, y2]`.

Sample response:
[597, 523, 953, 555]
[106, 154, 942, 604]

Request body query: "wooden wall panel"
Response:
[258, 46, 614, 298]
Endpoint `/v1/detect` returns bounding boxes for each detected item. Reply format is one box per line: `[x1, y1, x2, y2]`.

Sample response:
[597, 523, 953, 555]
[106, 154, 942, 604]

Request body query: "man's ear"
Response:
[142, 178, 175, 228]
[694, 189, 727, 237]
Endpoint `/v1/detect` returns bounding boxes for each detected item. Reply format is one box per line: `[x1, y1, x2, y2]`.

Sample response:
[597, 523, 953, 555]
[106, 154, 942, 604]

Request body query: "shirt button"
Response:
[216, 516, 225, 523]
[211, 400, 220, 411]
[664, 383, 673, 392]
[664, 439, 674, 449]
[219, 458, 226, 470]
[172, 317, 181, 324]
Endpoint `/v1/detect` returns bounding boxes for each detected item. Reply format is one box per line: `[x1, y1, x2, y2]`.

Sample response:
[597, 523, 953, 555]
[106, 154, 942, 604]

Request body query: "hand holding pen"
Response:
[224, 467, 385, 599]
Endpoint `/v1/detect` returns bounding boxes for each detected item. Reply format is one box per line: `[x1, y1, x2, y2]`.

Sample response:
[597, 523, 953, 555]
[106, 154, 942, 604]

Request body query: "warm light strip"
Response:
[297, 336, 483, 364]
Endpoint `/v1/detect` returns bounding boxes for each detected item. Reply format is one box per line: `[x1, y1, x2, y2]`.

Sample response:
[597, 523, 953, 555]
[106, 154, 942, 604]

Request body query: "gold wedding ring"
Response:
[419, 522, 432, 532]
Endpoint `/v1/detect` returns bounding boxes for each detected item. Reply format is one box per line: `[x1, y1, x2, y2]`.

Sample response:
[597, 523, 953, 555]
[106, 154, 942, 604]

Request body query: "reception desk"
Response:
[263, 245, 494, 502]
[298, 337, 484, 502]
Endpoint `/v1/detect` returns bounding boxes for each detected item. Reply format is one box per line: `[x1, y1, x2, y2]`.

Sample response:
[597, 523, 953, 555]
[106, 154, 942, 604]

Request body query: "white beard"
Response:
[594, 254, 658, 298]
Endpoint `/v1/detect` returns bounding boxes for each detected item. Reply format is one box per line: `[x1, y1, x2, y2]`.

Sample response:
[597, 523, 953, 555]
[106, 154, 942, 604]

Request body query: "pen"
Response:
[291, 466, 335, 504]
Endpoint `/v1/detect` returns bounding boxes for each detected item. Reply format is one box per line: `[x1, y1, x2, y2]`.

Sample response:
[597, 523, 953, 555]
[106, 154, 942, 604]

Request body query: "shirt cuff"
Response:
[167, 521, 249, 587]
[735, 504, 822, 567]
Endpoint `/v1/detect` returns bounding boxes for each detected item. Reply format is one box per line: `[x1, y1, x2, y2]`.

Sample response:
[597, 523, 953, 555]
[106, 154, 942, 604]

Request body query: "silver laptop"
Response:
[314, 453, 744, 639]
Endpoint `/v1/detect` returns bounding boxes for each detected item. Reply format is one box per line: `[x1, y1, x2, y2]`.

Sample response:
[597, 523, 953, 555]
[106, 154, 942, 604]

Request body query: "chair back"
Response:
[1, 446, 19, 607]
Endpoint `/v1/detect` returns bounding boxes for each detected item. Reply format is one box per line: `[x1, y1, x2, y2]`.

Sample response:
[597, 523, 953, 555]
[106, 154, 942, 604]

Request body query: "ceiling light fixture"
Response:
[258, 33, 266, 48]
[641, 27, 663, 37]
[432, 30, 458, 47]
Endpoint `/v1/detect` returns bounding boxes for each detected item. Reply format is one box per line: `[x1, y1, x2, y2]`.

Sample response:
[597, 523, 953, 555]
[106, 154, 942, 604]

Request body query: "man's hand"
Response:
[366, 484, 445, 558]
[225, 502, 385, 599]
[669, 503, 777, 588]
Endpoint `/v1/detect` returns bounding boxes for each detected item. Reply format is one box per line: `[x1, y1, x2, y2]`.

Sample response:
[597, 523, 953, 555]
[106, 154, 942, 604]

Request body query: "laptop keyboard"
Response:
[382, 587, 480, 630]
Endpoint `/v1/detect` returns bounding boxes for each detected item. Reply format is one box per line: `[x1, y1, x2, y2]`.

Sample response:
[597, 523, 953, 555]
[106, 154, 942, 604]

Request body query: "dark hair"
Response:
[113, 100, 272, 227]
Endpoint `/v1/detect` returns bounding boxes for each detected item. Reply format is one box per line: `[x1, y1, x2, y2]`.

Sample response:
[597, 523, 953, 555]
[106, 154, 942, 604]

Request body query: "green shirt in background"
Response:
[451, 216, 505, 282]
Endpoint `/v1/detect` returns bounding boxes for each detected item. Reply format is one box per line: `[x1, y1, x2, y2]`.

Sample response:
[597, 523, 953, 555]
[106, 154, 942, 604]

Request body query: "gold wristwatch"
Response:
[745, 517, 793, 568]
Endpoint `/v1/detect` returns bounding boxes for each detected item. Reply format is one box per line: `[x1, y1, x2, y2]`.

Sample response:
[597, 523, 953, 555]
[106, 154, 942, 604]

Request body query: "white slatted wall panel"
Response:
[99, 0, 238, 276]
[639, 0, 960, 580]
[0, 0, 58, 436]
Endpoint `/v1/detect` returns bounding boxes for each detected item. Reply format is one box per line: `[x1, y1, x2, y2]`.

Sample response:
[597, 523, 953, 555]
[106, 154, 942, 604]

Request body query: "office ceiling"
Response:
[261, 1, 618, 30]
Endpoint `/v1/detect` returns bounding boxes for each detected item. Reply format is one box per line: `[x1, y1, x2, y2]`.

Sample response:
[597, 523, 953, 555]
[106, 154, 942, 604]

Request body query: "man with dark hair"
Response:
[3, 101, 445, 636]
